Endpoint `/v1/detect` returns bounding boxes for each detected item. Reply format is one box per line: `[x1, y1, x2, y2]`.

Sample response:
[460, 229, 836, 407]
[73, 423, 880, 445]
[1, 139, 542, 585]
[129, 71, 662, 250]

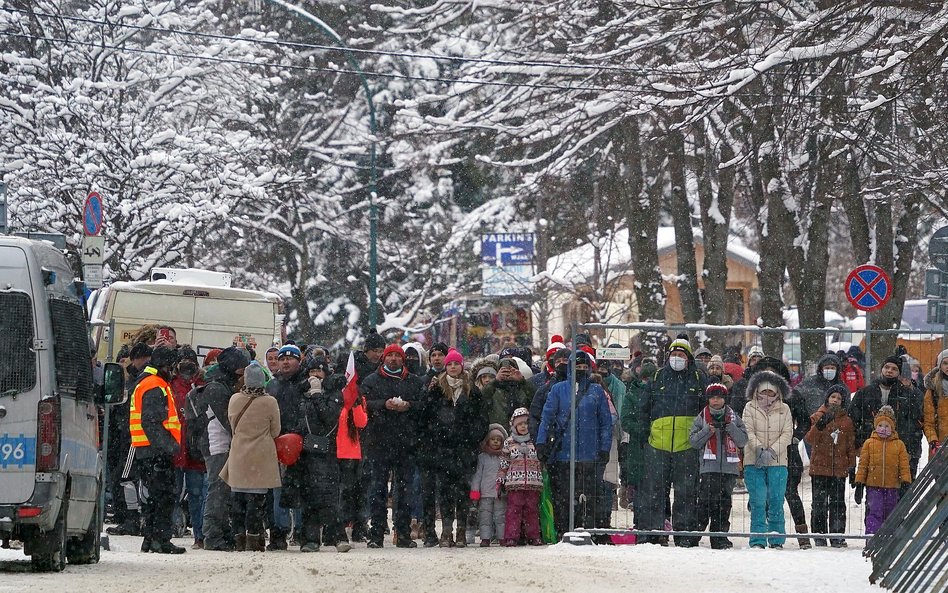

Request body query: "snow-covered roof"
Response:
[544, 226, 760, 286]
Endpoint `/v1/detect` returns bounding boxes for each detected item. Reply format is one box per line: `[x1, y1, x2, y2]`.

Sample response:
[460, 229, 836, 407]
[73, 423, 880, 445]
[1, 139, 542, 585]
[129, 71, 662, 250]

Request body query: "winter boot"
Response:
[150, 540, 186, 554]
[246, 533, 266, 552]
[234, 533, 247, 552]
[795, 524, 812, 550]
[266, 531, 288, 551]
[438, 531, 454, 548]
[409, 519, 421, 541]
[454, 526, 467, 548]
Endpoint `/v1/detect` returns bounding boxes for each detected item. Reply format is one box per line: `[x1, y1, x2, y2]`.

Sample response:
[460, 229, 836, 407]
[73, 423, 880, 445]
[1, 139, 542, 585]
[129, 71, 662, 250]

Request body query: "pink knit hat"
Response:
[444, 348, 464, 366]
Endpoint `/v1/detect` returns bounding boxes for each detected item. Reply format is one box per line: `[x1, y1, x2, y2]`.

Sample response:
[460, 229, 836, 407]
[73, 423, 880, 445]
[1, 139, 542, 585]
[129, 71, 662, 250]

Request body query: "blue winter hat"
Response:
[277, 344, 302, 360]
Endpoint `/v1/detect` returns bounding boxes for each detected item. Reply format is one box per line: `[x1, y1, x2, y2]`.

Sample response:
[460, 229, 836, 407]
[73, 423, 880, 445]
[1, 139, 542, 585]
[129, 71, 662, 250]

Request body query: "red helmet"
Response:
[275, 433, 303, 466]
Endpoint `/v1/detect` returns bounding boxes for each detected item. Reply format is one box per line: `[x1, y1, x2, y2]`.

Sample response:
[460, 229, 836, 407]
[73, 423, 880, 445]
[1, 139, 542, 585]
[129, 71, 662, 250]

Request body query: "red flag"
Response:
[342, 351, 359, 408]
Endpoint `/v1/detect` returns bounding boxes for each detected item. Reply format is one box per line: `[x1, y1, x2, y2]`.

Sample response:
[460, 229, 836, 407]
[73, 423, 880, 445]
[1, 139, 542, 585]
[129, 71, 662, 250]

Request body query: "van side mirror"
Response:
[99, 362, 127, 406]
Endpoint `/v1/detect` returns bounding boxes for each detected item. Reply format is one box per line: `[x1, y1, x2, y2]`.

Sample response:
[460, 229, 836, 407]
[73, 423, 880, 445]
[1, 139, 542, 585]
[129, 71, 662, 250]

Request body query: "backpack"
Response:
[183, 384, 210, 463]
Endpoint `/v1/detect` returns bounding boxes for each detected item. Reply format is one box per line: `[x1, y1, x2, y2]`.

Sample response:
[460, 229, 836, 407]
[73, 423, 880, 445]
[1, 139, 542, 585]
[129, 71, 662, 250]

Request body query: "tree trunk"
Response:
[694, 118, 736, 352]
[666, 121, 702, 325]
[618, 117, 665, 351]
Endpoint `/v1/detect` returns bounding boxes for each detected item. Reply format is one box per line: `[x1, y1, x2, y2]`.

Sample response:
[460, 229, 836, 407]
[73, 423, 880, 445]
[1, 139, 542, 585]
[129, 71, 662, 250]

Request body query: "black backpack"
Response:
[183, 384, 210, 462]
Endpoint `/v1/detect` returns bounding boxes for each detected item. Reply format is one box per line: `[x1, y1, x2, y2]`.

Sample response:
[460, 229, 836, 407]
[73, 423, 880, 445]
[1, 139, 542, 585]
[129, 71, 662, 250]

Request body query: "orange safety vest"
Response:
[129, 367, 182, 448]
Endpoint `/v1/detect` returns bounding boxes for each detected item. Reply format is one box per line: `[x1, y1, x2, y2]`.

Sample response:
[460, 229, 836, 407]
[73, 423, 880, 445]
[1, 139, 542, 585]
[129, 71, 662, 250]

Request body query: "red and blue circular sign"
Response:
[83, 192, 103, 236]
[845, 264, 891, 312]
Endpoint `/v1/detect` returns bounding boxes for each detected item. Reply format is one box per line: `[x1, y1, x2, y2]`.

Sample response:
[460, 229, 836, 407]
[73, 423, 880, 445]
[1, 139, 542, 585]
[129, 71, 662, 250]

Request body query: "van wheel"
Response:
[67, 499, 101, 565]
[31, 499, 67, 572]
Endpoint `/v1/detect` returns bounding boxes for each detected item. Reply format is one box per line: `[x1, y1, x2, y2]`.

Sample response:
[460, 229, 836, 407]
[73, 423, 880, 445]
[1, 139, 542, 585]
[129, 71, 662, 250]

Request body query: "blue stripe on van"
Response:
[0, 434, 36, 468]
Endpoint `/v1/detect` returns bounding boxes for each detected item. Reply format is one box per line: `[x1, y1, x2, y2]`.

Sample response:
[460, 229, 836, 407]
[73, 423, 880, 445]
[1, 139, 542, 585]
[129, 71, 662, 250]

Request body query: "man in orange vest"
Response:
[130, 347, 185, 554]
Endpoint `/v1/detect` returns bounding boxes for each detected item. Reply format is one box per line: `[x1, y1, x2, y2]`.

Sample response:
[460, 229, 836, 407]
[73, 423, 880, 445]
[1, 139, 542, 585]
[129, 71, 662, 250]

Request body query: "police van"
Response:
[87, 268, 283, 364]
[0, 236, 124, 571]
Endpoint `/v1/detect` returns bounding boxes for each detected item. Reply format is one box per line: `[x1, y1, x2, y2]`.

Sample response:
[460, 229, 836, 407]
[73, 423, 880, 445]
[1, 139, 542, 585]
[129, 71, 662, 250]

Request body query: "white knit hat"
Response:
[938, 349, 948, 367]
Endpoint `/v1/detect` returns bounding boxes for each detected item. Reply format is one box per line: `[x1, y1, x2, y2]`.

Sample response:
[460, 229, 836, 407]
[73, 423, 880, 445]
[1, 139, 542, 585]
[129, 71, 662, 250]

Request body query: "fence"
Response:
[865, 445, 948, 593]
[556, 320, 946, 544]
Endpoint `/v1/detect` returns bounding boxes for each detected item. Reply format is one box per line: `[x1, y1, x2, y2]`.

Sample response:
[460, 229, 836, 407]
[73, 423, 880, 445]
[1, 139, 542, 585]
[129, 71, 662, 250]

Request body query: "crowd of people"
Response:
[104, 323, 948, 554]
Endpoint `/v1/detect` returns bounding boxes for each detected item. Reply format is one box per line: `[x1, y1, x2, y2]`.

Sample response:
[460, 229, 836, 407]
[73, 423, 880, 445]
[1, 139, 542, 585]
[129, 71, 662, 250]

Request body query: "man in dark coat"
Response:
[361, 344, 425, 548]
[198, 346, 249, 551]
[355, 331, 386, 386]
[849, 355, 924, 478]
[529, 348, 569, 441]
[106, 342, 152, 536]
[425, 342, 450, 383]
[792, 354, 849, 415]
[265, 344, 309, 549]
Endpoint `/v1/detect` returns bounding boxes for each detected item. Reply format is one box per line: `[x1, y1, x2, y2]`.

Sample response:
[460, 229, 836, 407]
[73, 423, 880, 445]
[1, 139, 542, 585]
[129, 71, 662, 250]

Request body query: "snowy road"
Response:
[0, 535, 881, 593]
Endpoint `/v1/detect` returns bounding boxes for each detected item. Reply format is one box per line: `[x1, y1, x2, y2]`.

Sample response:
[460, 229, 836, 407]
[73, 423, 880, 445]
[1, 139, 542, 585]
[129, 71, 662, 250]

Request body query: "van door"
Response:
[0, 247, 40, 505]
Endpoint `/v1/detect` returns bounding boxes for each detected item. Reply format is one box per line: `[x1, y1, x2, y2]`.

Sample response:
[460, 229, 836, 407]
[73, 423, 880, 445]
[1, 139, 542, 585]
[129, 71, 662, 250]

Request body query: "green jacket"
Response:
[620, 378, 647, 485]
[481, 379, 535, 428]
[639, 364, 708, 453]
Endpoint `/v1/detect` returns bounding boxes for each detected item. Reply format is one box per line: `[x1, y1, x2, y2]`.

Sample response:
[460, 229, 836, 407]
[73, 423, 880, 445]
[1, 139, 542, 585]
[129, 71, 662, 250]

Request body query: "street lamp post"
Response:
[261, 0, 379, 328]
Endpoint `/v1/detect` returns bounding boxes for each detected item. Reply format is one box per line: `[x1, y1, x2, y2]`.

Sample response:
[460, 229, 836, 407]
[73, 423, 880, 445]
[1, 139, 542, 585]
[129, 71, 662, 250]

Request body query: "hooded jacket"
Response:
[792, 354, 849, 415]
[403, 342, 428, 376]
[805, 389, 857, 478]
[855, 415, 911, 488]
[741, 371, 793, 467]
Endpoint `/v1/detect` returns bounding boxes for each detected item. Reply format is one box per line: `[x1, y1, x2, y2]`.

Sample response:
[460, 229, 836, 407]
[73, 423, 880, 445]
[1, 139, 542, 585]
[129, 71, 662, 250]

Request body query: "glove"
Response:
[854, 483, 864, 505]
[617, 442, 630, 463]
[932, 441, 941, 456]
[711, 417, 725, 429]
[754, 447, 777, 468]
[469, 490, 481, 502]
[816, 414, 831, 430]
[598, 450, 610, 463]
[536, 443, 549, 463]
[848, 468, 857, 488]
[899, 482, 911, 499]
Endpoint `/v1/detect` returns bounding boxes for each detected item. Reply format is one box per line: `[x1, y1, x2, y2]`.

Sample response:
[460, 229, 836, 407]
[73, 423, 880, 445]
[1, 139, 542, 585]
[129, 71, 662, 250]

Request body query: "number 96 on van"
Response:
[0, 435, 35, 469]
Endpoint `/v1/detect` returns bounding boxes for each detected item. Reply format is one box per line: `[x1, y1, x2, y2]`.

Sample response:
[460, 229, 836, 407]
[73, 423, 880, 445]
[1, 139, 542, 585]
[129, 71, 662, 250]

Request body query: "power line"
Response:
[1, 6, 683, 78]
[0, 31, 641, 94]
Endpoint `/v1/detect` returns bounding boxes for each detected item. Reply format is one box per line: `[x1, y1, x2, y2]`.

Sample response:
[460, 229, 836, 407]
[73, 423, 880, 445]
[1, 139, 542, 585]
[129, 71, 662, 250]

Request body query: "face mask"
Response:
[575, 368, 590, 380]
[879, 376, 897, 387]
[555, 365, 568, 380]
[876, 424, 892, 438]
[406, 359, 420, 374]
[669, 357, 687, 372]
[822, 369, 836, 381]
[178, 362, 197, 380]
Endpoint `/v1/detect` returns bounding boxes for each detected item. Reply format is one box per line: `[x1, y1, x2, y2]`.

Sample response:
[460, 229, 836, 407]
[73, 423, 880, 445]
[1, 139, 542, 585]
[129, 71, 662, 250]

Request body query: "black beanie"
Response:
[364, 331, 386, 351]
[824, 384, 848, 404]
[882, 355, 902, 371]
[430, 342, 450, 356]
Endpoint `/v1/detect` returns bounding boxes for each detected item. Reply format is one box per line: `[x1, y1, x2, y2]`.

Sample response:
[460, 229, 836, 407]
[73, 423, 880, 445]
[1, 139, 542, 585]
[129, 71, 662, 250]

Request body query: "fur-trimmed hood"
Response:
[746, 370, 790, 402]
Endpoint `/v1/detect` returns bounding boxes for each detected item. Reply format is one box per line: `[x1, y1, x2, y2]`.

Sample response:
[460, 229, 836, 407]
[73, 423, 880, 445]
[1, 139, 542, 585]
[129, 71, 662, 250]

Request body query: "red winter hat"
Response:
[444, 348, 464, 366]
[546, 335, 566, 359]
[383, 343, 406, 361]
[203, 348, 223, 368]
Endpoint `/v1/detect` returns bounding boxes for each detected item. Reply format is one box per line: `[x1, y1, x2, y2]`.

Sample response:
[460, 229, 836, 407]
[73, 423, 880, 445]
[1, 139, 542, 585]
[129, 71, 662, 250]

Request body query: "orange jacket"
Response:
[129, 368, 182, 448]
[856, 431, 911, 488]
[922, 389, 948, 444]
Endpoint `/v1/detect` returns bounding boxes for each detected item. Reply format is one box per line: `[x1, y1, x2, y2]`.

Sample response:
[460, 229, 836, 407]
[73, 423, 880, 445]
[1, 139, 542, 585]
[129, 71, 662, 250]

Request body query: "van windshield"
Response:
[0, 292, 37, 397]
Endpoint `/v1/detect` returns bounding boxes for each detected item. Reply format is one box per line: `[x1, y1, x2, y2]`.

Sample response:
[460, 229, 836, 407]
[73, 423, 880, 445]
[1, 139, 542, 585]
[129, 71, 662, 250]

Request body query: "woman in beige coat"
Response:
[220, 363, 281, 552]
[741, 370, 793, 549]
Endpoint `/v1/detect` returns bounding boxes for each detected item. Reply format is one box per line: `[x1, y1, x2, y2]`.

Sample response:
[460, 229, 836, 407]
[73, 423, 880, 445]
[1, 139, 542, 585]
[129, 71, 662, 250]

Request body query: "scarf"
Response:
[512, 433, 531, 444]
[446, 374, 464, 404]
[380, 364, 407, 380]
[703, 407, 739, 463]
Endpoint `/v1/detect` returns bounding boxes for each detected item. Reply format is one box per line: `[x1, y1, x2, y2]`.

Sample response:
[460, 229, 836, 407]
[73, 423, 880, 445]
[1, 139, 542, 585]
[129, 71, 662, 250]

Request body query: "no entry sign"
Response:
[845, 264, 892, 312]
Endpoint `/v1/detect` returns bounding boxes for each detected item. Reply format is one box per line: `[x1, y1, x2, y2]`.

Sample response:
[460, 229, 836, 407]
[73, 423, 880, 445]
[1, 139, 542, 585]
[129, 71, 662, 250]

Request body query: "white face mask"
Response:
[823, 369, 837, 381]
[669, 357, 687, 372]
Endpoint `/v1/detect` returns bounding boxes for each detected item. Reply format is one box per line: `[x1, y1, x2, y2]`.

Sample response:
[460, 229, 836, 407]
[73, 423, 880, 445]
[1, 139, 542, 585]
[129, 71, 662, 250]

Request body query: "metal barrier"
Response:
[559, 319, 946, 540]
[865, 446, 948, 593]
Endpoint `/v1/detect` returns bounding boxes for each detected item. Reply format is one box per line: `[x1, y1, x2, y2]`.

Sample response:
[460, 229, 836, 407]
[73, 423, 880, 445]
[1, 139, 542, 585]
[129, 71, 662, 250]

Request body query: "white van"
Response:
[87, 270, 284, 363]
[0, 236, 124, 571]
